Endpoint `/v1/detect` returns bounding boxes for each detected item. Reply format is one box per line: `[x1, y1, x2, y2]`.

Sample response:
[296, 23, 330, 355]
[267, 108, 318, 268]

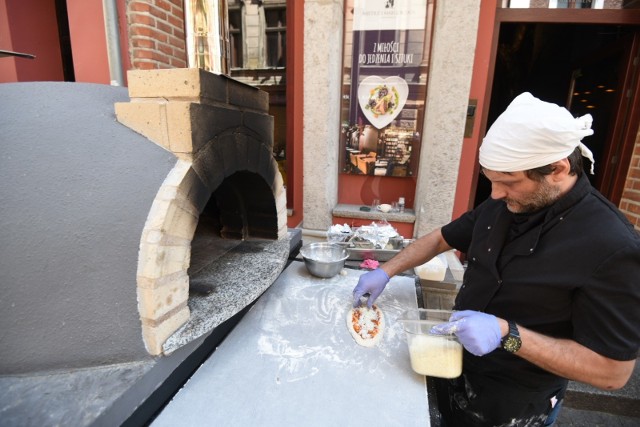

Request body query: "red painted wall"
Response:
[336, 175, 417, 237]
[0, 0, 17, 82]
[286, 0, 304, 228]
[338, 174, 416, 211]
[0, 0, 64, 82]
[1, 0, 129, 84]
[67, 0, 110, 83]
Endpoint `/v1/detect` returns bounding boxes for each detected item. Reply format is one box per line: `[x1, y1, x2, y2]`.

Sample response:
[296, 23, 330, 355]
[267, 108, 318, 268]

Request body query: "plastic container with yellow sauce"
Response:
[399, 309, 463, 378]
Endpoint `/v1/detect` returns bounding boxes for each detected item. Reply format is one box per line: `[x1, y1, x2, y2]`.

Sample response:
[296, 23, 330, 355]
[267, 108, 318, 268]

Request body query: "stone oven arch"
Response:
[115, 69, 289, 355]
[137, 127, 287, 355]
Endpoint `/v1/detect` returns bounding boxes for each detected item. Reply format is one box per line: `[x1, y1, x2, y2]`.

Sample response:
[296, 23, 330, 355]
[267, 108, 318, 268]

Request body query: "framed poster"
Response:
[340, 0, 434, 177]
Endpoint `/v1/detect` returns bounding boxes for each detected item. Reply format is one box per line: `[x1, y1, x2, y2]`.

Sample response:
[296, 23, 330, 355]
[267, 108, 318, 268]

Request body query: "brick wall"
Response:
[128, 0, 187, 70]
[620, 130, 640, 230]
[527, 0, 624, 8]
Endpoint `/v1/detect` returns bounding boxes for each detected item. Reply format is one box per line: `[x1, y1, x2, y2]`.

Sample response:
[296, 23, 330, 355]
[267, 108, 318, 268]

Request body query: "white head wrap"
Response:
[479, 92, 595, 174]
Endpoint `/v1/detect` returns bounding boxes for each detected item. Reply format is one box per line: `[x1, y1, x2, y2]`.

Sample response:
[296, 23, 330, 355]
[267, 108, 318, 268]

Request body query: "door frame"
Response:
[476, 8, 640, 206]
[599, 32, 640, 205]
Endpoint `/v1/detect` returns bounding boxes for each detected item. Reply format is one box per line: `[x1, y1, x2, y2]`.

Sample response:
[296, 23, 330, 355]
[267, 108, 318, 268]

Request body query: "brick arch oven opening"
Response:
[205, 170, 279, 241]
[190, 169, 280, 280]
[116, 69, 289, 356]
[188, 169, 282, 304]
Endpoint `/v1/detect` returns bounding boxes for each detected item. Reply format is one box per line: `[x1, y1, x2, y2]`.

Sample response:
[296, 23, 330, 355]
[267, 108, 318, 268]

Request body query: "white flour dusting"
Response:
[253, 267, 412, 382]
[149, 263, 430, 427]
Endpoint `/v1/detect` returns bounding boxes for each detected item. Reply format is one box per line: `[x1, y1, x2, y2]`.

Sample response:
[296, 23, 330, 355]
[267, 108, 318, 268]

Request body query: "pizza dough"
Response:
[346, 304, 385, 347]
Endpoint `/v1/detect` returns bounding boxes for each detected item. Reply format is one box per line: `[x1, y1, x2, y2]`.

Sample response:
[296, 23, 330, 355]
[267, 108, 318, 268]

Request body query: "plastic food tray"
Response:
[334, 238, 413, 261]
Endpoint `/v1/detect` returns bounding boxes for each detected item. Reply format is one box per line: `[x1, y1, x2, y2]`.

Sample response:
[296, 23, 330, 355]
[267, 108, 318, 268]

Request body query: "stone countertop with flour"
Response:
[151, 261, 431, 427]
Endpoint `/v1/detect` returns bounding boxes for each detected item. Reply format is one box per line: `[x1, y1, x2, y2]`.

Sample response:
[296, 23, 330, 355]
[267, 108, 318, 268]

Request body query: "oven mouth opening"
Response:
[188, 170, 279, 295]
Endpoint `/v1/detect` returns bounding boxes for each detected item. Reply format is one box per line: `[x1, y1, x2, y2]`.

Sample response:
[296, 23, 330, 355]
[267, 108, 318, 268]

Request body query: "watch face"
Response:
[503, 336, 522, 353]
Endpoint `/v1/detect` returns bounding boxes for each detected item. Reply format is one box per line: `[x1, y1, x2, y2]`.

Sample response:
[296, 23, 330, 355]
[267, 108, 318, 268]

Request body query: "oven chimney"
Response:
[185, 0, 231, 75]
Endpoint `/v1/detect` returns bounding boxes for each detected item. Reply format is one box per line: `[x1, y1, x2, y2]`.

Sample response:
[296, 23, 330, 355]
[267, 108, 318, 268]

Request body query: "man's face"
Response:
[482, 169, 562, 213]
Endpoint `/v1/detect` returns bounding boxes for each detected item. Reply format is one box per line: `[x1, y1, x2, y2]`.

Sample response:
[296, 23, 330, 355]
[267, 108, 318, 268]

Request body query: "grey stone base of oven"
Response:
[0, 230, 302, 427]
[0, 311, 249, 427]
[163, 237, 292, 354]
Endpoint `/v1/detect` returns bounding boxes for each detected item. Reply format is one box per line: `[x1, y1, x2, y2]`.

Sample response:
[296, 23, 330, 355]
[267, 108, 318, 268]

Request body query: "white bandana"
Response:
[479, 92, 595, 174]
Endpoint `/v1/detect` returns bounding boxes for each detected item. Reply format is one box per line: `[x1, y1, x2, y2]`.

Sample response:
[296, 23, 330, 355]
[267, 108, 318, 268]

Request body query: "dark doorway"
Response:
[475, 22, 640, 208]
[54, 0, 75, 82]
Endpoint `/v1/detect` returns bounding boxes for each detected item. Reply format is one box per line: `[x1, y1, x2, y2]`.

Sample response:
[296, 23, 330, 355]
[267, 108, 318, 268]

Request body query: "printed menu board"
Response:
[340, 0, 433, 177]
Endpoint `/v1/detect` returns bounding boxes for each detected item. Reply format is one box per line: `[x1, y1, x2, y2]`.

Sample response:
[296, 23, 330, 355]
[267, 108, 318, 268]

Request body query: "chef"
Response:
[352, 92, 640, 426]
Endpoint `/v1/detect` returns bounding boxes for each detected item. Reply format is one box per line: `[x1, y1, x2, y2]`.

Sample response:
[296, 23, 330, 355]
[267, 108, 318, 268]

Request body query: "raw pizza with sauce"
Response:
[346, 304, 385, 347]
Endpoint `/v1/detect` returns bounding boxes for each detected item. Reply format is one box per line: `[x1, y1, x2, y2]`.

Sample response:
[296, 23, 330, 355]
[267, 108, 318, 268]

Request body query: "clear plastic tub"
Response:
[414, 254, 448, 282]
[399, 309, 463, 378]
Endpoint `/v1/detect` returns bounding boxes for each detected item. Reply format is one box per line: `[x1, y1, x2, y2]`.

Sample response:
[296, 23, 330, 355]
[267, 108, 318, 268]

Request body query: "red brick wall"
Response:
[526, 0, 624, 8]
[127, 0, 187, 70]
[620, 131, 640, 230]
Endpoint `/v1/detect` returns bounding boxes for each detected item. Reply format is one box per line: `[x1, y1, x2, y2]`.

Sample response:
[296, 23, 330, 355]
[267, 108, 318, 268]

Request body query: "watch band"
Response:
[501, 320, 522, 353]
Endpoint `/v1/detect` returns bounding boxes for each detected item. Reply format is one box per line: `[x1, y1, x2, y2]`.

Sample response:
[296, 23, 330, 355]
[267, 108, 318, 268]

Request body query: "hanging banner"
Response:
[340, 0, 433, 177]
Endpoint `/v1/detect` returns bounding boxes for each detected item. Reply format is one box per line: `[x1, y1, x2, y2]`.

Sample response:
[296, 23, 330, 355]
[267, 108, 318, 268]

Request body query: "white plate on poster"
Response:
[358, 75, 409, 129]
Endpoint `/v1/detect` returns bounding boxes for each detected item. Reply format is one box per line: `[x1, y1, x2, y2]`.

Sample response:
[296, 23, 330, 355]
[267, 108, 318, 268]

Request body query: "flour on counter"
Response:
[149, 262, 430, 427]
[251, 266, 411, 383]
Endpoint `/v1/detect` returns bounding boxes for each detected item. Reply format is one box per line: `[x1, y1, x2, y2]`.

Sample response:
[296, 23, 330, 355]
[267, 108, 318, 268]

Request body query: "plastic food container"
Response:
[399, 309, 463, 378]
[414, 254, 448, 282]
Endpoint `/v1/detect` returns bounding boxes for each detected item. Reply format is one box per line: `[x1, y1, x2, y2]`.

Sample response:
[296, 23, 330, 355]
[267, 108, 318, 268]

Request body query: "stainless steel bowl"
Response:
[299, 242, 349, 278]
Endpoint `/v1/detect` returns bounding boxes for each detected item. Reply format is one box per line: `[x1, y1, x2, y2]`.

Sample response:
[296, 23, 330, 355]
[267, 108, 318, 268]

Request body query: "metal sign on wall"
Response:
[340, 0, 434, 177]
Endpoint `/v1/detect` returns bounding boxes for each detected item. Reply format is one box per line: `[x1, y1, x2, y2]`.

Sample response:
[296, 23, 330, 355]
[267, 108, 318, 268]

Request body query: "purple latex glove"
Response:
[430, 310, 502, 356]
[352, 268, 390, 308]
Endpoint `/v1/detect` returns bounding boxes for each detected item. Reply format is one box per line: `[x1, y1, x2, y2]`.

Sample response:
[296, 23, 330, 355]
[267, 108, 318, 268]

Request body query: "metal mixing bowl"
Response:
[299, 242, 349, 278]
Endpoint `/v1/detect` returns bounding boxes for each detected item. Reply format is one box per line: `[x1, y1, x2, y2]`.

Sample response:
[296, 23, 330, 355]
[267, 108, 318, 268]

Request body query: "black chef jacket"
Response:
[441, 173, 640, 392]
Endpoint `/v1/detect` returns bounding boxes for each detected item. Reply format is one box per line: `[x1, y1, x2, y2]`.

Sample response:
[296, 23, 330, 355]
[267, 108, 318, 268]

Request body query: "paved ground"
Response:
[556, 407, 639, 426]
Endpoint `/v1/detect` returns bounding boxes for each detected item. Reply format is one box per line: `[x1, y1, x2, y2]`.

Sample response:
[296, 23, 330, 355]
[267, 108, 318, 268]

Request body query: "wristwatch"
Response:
[501, 321, 522, 353]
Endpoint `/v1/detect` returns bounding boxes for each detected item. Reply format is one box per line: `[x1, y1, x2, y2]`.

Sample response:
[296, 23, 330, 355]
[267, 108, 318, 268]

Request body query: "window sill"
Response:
[332, 203, 416, 224]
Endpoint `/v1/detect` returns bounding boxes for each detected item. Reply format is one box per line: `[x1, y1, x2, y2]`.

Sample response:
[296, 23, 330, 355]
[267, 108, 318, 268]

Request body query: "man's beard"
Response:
[503, 179, 562, 213]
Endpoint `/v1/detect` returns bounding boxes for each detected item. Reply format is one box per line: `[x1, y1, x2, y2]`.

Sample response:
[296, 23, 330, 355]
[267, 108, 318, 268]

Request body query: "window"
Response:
[225, 1, 289, 204]
[229, 7, 243, 68]
[227, 1, 243, 68]
[264, 7, 286, 67]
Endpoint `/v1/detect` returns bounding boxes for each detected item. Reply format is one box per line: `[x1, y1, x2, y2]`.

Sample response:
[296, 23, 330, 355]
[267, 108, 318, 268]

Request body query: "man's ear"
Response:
[550, 158, 571, 181]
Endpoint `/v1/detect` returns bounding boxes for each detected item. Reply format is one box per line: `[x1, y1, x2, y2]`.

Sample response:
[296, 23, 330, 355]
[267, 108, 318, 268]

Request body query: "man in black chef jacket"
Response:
[352, 92, 640, 426]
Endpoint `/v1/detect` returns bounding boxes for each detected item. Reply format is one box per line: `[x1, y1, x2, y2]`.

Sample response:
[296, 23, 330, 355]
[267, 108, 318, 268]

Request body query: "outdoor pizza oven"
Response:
[115, 69, 290, 356]
[0, 69, 289, 379]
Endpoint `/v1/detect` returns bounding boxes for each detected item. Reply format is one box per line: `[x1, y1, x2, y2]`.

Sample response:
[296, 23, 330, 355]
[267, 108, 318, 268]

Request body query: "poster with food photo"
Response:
[340, 0, 433, 177]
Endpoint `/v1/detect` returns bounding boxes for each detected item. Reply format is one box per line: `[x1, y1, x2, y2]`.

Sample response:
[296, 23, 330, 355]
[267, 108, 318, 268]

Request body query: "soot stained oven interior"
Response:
[188, 171, 279, 295]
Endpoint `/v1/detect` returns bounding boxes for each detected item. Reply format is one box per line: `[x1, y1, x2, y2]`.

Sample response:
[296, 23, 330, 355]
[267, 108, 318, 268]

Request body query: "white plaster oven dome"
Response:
[0, 82, 172, 373]
[0, 71, 289, 376]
